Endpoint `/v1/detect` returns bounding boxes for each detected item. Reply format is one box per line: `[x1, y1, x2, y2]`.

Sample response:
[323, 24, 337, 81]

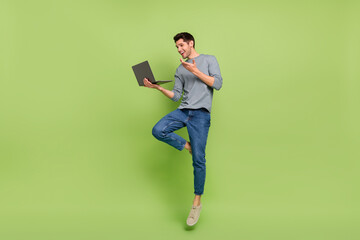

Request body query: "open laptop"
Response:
[132, 60, 173, 86]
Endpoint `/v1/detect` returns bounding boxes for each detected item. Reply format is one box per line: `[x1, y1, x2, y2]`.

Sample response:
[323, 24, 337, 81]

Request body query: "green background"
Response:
[1, 0, 359, 239]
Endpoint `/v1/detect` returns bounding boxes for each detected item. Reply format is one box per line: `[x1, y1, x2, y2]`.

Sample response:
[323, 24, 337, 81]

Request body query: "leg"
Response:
[152, 109, 187, 151]
[193, 194, 201, 206]
[186, 109, 211, 199]
[184, 141, 192, 154]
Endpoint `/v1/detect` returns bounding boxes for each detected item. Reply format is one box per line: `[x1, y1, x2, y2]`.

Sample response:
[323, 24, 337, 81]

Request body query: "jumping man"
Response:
[143, 32, 223, 226]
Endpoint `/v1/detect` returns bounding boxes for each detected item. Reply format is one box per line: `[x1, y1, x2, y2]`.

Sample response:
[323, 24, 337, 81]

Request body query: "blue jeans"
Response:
[152, 108, 211, 195]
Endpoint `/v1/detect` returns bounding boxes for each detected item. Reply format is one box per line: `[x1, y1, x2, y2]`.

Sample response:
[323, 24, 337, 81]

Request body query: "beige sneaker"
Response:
[186, 204, 202, 226]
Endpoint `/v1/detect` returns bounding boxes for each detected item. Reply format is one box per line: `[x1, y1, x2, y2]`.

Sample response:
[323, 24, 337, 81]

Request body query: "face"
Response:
[175, 39, 193, 59]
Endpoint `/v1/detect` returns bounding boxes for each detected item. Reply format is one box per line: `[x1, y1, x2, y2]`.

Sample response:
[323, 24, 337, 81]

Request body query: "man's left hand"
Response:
[180, 58, 198, 73]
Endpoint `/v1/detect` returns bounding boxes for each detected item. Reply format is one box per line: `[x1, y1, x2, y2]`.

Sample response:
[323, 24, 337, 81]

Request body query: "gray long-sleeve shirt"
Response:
[170, 54, 222, 113]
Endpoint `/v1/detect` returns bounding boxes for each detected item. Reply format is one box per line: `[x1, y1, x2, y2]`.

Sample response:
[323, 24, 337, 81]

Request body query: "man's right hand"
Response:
[143, 78, 175, 99]
[143, 78, 160, 90]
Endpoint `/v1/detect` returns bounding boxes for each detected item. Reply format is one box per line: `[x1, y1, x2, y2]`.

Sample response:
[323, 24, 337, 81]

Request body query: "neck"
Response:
[187, 49, 200, 59]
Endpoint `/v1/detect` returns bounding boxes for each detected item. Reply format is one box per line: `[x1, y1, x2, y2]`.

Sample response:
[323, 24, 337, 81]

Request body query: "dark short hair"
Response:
[173, 32, 195, 48]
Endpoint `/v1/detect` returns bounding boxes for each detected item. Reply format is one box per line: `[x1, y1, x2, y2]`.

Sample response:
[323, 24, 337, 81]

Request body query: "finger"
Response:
[192, 59, 195, 64]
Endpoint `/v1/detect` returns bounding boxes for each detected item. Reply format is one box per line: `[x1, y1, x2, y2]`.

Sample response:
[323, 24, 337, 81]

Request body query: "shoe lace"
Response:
[189, 206, 197, 219]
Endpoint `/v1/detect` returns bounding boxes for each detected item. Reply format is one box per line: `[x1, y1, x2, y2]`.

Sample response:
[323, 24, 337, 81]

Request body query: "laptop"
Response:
[132, 60, 173, 86]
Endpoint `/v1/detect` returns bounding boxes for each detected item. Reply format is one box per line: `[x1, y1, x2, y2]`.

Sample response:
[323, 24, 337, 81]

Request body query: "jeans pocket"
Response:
[199, 109, 211, 126]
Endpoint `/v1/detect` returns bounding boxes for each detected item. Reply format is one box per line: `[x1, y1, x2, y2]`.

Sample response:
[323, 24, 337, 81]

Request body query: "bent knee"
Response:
[152, 125, 164, 140]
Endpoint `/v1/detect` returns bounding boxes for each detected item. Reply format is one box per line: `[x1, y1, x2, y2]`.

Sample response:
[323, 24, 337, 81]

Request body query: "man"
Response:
[143, 32, 222, 226]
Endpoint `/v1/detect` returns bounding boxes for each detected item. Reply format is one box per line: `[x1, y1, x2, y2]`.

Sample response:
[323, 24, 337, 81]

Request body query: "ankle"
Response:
[193, 198, 201, 206]
[184, 141, 191, 150]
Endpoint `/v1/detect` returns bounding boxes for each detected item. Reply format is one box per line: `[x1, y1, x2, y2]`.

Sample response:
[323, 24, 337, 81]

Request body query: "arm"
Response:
[143, 69, 184, 101]
[143, 78, 174, 99]
[192, 68, 215, 87]
[180, 56, 223, 90]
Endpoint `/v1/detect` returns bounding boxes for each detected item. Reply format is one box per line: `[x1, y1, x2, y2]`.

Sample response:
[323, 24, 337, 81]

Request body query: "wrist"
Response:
[192, 68, 200, 76]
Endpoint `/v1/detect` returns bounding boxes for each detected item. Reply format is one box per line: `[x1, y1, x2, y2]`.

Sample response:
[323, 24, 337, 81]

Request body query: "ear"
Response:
[189, 40, 194, 48]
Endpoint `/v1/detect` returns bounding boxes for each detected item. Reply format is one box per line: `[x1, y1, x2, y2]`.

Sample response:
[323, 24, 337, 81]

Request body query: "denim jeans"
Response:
[152, 108, 211, 195]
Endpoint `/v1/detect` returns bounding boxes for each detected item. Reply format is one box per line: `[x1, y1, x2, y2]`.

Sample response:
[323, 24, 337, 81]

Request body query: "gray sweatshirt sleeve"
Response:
[208, 56, 223, 90]
[171, 69, 184, 102]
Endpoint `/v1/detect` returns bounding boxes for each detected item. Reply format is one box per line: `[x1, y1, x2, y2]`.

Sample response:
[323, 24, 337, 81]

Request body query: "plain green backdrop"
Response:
[1, 0, 359, 239]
